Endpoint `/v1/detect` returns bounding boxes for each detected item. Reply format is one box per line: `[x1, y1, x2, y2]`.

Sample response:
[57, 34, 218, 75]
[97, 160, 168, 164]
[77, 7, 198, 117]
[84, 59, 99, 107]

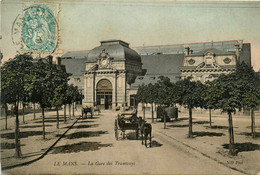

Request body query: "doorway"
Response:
[96, 79, 112, 110]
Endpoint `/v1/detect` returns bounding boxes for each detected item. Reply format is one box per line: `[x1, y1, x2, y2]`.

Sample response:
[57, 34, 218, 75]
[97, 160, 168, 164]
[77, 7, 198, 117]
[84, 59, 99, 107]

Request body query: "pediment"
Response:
[195, 61, 221, 70]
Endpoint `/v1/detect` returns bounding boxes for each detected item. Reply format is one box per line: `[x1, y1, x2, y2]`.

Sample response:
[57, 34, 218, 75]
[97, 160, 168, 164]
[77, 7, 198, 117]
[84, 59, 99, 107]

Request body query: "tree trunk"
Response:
[22, 103, 25, 123]
[69, 104, 71, 120]
[228, 111, 235, 155]
[56, 107, 59, 129]
[188, 107, 193, 138]
[5, 103, 8, 130]
[151, 103, 154, 123]
[33, 103, 36, 120]
[42, 107, 46, 140]
[64, 104, 67, 123]
[209, 109, 212, 128]
[14, 102, 22, 158]
[251, 107, 256, 138]
[142, 103, 145, 120]
[164, 111, 166, 129]
[72, 102, 75, 117]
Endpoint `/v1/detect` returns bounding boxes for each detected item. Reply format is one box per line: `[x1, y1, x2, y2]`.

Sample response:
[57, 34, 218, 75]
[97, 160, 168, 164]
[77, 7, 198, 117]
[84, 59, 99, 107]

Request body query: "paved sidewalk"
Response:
[143, 108, 260, 175]
[1, 108, 81, 169]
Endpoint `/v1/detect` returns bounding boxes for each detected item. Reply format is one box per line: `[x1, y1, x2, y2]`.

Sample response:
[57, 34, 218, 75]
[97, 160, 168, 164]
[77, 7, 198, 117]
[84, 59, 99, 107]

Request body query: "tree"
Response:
[242, 88, 260, 138]
[50, 84, 67, 129]
[1, 54, 33, 158]
[154, 76, 173, 129]
[202, 81, 221, 128]
[176, 77, 205, 138]
[25, 57, 55, 139]
[234, 62, 260, 138]
[210, 73, 242, 155]
[71, 86, 84, 117]
[1, 76, 12, 130]
[65, 84, 76, 120]
[146, 83, 157, 123]
[136, 84, 147, 120]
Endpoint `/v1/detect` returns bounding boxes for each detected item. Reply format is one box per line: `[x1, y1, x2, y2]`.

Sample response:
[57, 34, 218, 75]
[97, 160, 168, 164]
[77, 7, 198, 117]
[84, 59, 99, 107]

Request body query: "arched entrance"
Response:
[96, 79, 112, 110]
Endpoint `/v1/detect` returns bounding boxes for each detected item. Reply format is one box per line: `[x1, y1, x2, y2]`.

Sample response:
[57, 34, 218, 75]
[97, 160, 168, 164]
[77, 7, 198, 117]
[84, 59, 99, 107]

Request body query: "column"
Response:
[93, 73, 96, 106]
[112, 72, 117, 110]
[84, 76, 87, 103]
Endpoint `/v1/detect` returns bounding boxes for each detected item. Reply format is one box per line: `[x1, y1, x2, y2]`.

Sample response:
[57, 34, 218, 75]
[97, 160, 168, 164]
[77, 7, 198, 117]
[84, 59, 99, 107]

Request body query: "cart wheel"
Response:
[114, 120, 118, 140]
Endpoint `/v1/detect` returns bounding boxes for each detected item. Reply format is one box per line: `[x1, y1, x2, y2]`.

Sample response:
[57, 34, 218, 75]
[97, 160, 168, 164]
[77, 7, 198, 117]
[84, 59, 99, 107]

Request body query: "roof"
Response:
[188, 48, 235, 57]
[133, 40, 240, 55]
[61, 50, 89, 59]
[142, 54, 183, 75]
[100, 40, 129, 47]
[61, 58, 87, 76]
[87, 41, 141, 63]
[131, 54, 183, 86]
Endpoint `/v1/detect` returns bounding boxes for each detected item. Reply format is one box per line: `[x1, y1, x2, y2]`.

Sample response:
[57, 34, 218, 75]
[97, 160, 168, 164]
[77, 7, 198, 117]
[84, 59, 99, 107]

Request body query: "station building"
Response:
[61, 39, 251, 110]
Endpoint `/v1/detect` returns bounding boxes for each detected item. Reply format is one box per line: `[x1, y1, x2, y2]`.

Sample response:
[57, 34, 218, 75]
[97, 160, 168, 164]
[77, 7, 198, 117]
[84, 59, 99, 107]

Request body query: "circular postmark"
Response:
[12, 5, 58, 54]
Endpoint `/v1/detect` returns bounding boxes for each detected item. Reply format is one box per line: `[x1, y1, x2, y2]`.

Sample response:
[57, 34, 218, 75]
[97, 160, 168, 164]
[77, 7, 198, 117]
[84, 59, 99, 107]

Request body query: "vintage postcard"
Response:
[1, 0, 260, 174]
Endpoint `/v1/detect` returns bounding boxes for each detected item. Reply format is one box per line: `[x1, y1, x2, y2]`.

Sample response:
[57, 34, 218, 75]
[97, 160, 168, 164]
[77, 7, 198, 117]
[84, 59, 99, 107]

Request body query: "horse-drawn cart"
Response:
[114, 109, 139, 140]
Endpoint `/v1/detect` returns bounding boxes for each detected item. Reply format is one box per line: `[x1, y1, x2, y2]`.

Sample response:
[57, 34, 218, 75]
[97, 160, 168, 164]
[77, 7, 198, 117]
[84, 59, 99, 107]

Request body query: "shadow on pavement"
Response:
[87, 117, 100, 119]
[77, 120, 95, 123]
[126, 132, 140, 140]
[205, 125, 229, 130]
[222, 142, 260, 152]
[246, 126, 260, 129]
[63, 124, 99, 129]
[51, 142, 113, 154]
[1, 131, 49, 139]
[151, 140, 163, 148]
[168, 124, 189, 128]
[56, 131, 108, 139]
[34, 119, 65, 123]
[167, 117, 189, 123]
[20, 125, 53, 128]
[237, 132, 260, 138]
[193, 121, 210, 125]
[1, 142, 25, 150]
[193, 131, 225, 137]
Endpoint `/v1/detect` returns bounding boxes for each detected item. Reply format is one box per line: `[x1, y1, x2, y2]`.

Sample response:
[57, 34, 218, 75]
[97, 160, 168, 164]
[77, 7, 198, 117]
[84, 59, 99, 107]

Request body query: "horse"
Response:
[138, 117, 152, 147]
[81, 107, 93, 119]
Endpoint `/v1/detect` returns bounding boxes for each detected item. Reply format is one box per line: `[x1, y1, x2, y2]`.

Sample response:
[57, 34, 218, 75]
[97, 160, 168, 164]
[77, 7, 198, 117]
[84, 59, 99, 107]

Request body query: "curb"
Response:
[2, 117, 81, 170]
[156, 130, 250, 175]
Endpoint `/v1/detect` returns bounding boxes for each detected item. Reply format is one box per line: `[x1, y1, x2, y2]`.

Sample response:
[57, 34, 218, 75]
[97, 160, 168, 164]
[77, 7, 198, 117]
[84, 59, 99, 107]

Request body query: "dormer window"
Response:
[206, 57, 213, 66]
[204, 52, 215, 67]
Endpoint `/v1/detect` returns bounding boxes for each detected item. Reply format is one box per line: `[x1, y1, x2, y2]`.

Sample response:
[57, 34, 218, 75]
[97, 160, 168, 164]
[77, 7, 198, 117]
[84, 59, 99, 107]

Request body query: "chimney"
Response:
[184, 46, 190, 56]
[47, 55, 53, 64]
[57, 57, 61, 65]
[235, 43, 240, 62]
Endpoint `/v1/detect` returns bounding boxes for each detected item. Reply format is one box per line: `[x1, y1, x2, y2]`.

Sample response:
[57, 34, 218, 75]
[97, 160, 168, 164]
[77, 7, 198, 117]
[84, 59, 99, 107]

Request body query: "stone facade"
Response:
[83, 40, 142, 110]
[61, 40, 251, 109]
[180, 43, 243, 83]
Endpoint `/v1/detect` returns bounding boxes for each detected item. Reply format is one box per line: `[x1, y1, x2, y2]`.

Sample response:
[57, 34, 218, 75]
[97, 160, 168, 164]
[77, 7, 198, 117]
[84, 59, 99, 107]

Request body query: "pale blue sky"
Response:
[1, 0, 260, 70]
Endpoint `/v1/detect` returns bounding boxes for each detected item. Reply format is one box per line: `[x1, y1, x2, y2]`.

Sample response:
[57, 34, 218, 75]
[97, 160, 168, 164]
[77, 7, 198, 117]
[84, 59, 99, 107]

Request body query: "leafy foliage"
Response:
[176, 77, 205, 108]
